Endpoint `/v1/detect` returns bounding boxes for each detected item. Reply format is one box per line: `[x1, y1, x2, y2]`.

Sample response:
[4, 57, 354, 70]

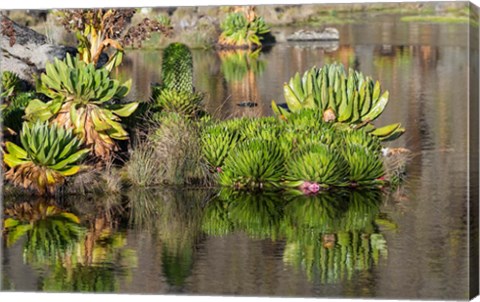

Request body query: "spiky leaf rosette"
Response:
[161, 43, 194, 93]
[284, 143, 348, 189]
[219, 139, 285, 190]
[24, 54, 138, 159]
[3, 121, 89, 194]
[271, 63, 405, 141]
[153, 89, 204, 117]
[342, 144, 385, 186]
[218, 12, 270, 49]
[201, 123, 242, 170]
[1, 91, 36, 133]
[1, 71, 21, 99]
[341, 129, 382, 152]
[238, 116, 283, 141]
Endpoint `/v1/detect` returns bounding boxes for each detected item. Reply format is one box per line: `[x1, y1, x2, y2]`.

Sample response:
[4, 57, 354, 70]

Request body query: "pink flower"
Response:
[308, 182, 320, 193]
[216, 167, 222, 173]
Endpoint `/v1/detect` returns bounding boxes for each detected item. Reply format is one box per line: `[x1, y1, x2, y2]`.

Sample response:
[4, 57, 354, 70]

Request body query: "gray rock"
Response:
[286, 27, 340, 42]
[0, 15, 76, 84]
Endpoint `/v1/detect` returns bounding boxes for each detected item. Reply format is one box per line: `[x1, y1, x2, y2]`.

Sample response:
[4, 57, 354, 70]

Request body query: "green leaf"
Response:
[5, 142, 28, 159]
[110, 102, 139, 117]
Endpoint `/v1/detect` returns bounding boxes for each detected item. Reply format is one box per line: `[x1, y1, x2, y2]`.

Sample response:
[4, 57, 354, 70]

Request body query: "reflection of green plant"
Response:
[227, 191, 284, 239]
[201, 196, 233, 236]
[218, 12, 270, 48]
[271, 63, 404, 141]
[281, 190, 387, 284]
[219, 139, 285, 189]
[3, 122, 89, 194]
[25, 54, 138, 159]
[219, 49, 266, 82]
[3, 201, 85, 264]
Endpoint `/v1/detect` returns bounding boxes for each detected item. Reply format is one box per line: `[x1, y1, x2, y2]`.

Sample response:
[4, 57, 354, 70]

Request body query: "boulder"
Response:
[286, 27, 340, 42]
[0, 15, 76, 84]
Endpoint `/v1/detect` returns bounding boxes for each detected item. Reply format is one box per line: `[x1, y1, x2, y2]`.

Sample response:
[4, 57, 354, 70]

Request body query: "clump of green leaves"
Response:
[218, 12, 270, 49]
[271, 63, 405, 142]
[3, 121, 89, 195]
[219, 139, 285, 190]
[25, 54, 138, 159]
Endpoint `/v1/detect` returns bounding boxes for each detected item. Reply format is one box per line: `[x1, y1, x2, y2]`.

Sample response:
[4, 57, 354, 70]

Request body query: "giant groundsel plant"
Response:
[24, 54, 138, 159]
[272, 63, 405, 142]
[3, 121, 89, 194]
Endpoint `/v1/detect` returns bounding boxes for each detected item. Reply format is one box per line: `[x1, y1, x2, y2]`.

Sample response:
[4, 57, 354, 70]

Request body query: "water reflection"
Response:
[3, 197, 138, 292]
[202, 189, 391, 285]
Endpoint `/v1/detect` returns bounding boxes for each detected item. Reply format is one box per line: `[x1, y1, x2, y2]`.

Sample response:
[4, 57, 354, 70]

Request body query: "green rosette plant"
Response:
[201, 123, 242, 171]
[3, 121, 90, 194]
[219, 139, 285, 190]
[342, 144, 385, 186]
[1, 71, 21, 100]
[218, 12, 270, 49]
[271, 63, 405, 141]
[284, 143, 349, 191]
[24, 54, 138, 159]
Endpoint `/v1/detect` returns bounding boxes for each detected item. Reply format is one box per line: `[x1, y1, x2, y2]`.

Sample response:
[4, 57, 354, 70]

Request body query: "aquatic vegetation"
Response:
[24, 54, 138, 159]
[219, 139, 286, 190]
[271, 63, 405, 141]
[125, 139, 159, 187]
[284, 143, 349, 190]
[3, 122, 89, 195]
[218, 10, 270, 49]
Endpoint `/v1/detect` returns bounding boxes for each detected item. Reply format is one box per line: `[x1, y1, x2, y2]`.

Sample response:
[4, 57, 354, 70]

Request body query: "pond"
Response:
[1, 19, 473, 300]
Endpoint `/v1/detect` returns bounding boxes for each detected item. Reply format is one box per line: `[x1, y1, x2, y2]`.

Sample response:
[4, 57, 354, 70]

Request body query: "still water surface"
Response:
[1, 19, 473, 299]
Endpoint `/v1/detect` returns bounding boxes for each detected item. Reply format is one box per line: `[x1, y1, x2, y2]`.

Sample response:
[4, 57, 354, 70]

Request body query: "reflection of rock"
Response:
[289, 41, 340, 52]
[0, 16, 76, 84]
[287, 28, 339, 41]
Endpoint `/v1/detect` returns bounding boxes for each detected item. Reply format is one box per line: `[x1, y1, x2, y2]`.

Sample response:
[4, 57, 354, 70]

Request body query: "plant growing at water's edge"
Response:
[150, 43, 204, 118]
[217, 7, 271, 49]
[3, 121, 89, 195]
[24, 54, 138, 159]
[271, 63, 405, 142]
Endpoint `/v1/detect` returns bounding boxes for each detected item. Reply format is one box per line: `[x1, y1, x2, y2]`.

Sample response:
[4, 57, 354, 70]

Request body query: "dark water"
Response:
[1, 19, 474, 300]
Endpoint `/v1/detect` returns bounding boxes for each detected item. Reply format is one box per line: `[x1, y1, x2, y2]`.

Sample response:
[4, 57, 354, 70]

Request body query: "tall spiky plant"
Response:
[151, 43, 204, 117]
